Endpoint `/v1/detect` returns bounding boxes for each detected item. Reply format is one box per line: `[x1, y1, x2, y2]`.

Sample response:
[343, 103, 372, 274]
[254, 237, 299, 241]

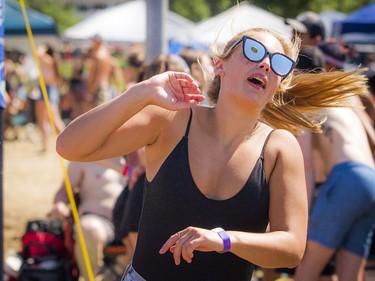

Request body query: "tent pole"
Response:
[145, 0, 168, 63]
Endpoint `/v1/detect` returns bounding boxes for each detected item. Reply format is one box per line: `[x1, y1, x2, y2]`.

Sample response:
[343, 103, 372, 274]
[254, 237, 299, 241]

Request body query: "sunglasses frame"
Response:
[226, 36, 296, 77]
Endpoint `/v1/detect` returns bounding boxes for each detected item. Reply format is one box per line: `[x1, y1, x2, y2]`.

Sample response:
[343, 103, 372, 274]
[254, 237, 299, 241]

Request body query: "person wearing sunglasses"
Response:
[56, 27, 369, 281]
[224, 36, 296, 78]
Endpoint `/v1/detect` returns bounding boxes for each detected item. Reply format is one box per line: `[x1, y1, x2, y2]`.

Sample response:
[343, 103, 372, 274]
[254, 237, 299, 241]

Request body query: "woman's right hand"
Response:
[145, 71, 205, 110]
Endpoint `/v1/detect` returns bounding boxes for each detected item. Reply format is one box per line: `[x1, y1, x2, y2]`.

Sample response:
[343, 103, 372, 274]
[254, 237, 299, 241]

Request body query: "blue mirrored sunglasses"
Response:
[226, 36, 296, 77]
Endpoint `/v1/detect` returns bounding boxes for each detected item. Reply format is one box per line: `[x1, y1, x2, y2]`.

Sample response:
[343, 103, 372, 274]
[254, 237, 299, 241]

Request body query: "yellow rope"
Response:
[18, 1, 94, 280]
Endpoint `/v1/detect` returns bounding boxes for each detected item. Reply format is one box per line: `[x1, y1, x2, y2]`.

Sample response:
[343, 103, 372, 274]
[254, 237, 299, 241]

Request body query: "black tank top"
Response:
[133, 110, 272, 281]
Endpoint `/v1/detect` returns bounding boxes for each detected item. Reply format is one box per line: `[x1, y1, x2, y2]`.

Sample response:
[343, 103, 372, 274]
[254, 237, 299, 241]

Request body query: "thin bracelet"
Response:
[212, 227, 231, 253]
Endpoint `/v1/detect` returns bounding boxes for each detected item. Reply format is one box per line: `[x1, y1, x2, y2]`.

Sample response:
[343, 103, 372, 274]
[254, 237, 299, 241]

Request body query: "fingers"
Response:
[170, 79, 204, 107]
[159, 231, 181, 255]
[172, 72, 195, 82]
[159, 228, 198, 265]
[168, 72, 202, 97]
[172, 232, 195, 265]
[148, 71, 205, 110]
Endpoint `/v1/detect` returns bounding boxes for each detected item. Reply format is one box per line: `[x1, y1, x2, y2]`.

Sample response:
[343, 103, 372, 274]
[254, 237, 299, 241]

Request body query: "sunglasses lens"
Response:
[243, 38, 266, 62]
[240, 36, 295, 77]
[271, 54, 294, 77]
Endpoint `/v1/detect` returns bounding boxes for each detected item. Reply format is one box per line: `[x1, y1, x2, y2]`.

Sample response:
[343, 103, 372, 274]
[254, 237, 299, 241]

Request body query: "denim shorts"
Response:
[308, 161, 375, 257]
[37, 85, 60, 105]
[121, 263, 146, 281]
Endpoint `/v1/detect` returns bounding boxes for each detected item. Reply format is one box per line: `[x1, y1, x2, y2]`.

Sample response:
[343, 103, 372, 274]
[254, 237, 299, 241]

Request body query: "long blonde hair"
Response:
[206, 27, 369, 135]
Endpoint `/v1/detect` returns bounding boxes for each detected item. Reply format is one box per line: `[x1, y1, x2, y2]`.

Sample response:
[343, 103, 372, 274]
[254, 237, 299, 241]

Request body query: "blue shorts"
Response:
[308, 161, 375, 257]
[121, 263, 146, 281]
[37, 85, 60, 105]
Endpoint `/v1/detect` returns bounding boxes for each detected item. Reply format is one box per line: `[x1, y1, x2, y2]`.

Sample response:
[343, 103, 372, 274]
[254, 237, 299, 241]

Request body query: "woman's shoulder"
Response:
[263, 128, 302, 155]
[259, 124, 296, 141]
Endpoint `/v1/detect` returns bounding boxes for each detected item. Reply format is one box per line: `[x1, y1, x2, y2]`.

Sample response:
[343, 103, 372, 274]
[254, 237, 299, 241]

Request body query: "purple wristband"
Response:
[212, 227, 231, 253]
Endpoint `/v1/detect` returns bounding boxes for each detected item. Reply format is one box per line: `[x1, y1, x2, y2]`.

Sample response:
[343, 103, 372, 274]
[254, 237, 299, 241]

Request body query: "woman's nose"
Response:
[258, 54, 271, 73]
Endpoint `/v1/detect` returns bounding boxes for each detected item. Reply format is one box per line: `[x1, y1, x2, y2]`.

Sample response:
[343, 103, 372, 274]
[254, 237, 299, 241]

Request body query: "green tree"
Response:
[170, 0, 210, 22]
[251, 0, 374, 17]
[171, 0, 375, 21]
[170, 0, 245, 22]
[26, 0, 375, 33]
[204, 0, 239, 17]
[27, 0, 80, 33]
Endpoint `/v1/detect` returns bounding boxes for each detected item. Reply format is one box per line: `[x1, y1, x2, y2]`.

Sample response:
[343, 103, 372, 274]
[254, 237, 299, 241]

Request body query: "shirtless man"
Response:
[48, 156, 127, 281]
[86, 35, 117, 107]
[294, 42, 375, 281]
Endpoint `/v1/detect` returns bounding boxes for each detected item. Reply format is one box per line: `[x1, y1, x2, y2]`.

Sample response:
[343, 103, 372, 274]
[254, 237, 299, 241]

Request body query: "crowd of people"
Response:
[4, 9, 375, 281]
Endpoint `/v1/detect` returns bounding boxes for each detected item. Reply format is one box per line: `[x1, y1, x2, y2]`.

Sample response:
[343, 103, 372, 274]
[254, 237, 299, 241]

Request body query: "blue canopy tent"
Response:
[5, 0, 57, 35]
[333, 2, 375, 44]
[339, 2, 375, 34]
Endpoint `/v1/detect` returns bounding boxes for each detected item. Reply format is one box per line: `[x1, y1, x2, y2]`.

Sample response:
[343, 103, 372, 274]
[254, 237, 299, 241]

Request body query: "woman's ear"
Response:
[213, 59, 224, 76]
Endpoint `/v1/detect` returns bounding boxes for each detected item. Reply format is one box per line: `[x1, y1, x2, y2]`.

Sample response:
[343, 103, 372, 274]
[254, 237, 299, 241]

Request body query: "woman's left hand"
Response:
[159, 227, 225, 265]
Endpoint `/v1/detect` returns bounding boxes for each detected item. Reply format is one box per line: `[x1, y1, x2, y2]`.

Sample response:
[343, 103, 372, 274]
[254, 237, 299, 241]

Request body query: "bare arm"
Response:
[56, 72, 204, 162]
[96, 156, 126, 173]
[232, 131, 307, 267]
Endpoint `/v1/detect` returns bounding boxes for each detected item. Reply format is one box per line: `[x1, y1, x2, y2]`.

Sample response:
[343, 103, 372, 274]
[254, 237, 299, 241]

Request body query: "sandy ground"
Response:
[3, 124, 63, 255]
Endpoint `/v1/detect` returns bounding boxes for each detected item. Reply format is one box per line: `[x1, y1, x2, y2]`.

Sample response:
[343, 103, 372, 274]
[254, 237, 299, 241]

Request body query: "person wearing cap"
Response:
[286, 11, 326, 72]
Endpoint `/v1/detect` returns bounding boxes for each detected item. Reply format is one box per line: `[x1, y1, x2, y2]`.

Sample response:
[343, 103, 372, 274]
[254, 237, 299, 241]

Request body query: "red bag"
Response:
[21, 231, 66, 259]
[18, 219, 79, 281]
[20, 219, 66, 259]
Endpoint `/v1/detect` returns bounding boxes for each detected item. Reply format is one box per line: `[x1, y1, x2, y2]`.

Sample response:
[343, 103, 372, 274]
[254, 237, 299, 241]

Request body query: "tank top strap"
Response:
[260, 129, 275, 159]
[184, 109, 193, 138]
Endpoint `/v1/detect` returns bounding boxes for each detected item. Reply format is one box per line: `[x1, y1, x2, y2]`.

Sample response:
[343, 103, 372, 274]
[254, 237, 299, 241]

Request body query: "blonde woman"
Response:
[56, 27, 369, 281]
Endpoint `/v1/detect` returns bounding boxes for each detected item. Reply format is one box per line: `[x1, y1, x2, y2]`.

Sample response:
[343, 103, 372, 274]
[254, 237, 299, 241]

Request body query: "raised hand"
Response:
[145, 71, 205, 110]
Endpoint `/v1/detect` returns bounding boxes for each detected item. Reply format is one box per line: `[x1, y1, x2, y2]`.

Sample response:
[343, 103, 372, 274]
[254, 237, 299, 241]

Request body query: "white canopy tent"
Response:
[189, 2, 292, 50]
[62, 0, 195, 45]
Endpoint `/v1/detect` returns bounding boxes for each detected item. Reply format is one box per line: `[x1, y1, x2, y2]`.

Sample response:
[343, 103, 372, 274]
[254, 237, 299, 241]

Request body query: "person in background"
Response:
[36, 43, 66, 152]
[56, 27, 369, 281]
[48, 157, 127, 281]
[179, 48, 214, 107]
[319, 41, 375, 160]
[286, 11, 326, 72]
[64, 48, 91, 122]
[294, 41, 375, 281]
[179, 49, 213, 91]
[86, 35, 117, 107]
[122, 45, 145, 90]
